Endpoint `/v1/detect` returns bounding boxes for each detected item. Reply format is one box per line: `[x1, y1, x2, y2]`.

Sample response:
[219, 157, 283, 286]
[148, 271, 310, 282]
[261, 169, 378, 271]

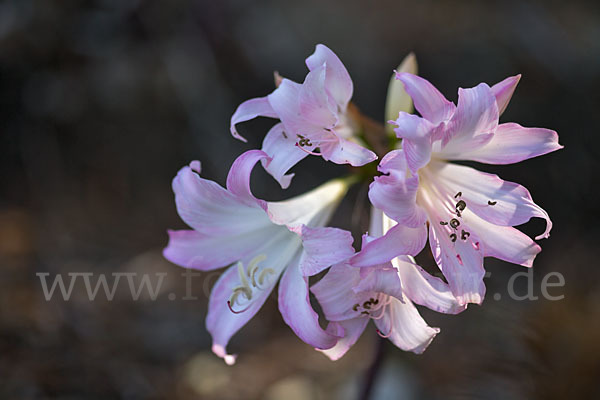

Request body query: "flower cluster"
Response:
[164, 44, 562, 364]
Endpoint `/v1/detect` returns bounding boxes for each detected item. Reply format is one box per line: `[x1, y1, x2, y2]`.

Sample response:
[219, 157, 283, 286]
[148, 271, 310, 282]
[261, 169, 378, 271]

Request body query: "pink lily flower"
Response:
[230, 44, 377, 189]
[163, 150, 356, 364]
[312, 208, 466, 360]
[369, 73, 563, 306]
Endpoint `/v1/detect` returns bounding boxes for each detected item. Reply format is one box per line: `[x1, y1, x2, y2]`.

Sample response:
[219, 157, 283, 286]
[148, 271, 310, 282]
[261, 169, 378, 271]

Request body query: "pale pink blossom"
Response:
[369, 73, 562, 306]
[230, 44, 377, 189]
[163, 150, 356, 364]
[312, 208, 465, 360]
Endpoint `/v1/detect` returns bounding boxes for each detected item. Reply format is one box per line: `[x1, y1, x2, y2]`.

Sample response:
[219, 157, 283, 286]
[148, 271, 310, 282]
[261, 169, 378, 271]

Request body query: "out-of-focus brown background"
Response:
[0, 0, 598, 399]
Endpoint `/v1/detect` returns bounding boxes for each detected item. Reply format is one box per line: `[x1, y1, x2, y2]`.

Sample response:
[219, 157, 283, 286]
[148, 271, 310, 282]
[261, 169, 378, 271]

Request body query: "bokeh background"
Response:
[1, 0, 599, 399]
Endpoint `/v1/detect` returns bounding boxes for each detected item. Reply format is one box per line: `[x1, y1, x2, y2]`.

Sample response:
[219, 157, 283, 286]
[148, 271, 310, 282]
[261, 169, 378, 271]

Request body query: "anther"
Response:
[257, 268, 276, 287]
[450, 233, 457, 243]
[352, 304, 360, 312]
[450, 218, 460, 229]
[461, 230, 470, 240]
[488, 200, 497, 206]
[455, 192, 462, 199]
[456, 200, 466, 212]
[440, 221, 448, 226]
[231, 286, 252, 302]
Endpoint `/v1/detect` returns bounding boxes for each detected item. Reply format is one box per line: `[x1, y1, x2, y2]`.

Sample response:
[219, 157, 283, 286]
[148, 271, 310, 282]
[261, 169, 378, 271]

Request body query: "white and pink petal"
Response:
[374, 296, 440, 354]
[441, 83, 498, 150]
[318, 318, 369, 361]
[395, 72, 455, 124]
[278, 256, 340, 350]
[393, 256, 466, 314]
[290, 225, 355, 276]
[311, 263, 368, 322]
[266, 178, 349, 227]
[319, 136, 378, 167]
[260, 123, 309, 189]
[225, 150, 270, 210]
[368, 150, 427, 228]
[462, 209, 541, 267]
[350, 223, 428, 268]
[298, 64, 339, 128]
[390, 112, 435, 172]
[430, 161, 552, 239]
[206, 262, 279, 365]
[163, 227, 282, 271]
[428, 222, 486, 305]
[305, 44, 353, 110]
[445, 122, 562, 165]
[206, 234, 300, 364]
[230, 96, 278, 142]
[172, 160, 270, 236]
[490, 74, 521, 116]
[353, 267, 404, 300]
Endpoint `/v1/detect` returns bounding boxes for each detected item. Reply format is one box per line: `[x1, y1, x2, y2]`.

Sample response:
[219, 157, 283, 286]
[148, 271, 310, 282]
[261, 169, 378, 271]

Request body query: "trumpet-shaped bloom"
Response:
[230, 44, 377, 189]
[163, 150, 356, 364]
[370, 73, 562, 306]
[312, 208, 465, 360]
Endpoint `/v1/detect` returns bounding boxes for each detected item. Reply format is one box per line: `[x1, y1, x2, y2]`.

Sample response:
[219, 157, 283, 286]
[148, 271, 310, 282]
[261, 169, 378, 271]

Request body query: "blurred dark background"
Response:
[0, 0, 598, 399]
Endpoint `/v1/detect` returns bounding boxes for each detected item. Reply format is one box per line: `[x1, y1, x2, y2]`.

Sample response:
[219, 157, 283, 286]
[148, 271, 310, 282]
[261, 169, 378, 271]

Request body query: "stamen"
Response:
[227, 300, 252, 314]
[294, 132, 340, 155]
[376, 303, 394, 338]
[236, 262, 250, 289]
[227, 287, 253, 314]
[370, 308, 387, 320]
[257, 268, 276, 288]
[456, 254, 463, 265]
[226, 254, 269, 314]
[247, 254, 267, 287]
[295, 143, 323, 156]
[472, 241, 480, 251]
[370, 297, 392, 320]
[248, 254, 267, 270]
[231, 285, 252, 301]
[376, 328, 393, 338]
